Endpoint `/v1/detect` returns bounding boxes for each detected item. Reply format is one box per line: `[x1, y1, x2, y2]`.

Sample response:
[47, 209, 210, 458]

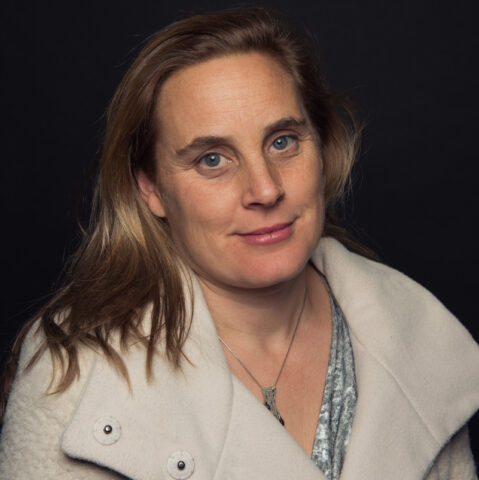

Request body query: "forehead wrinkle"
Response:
[159, 53, 295, 117]
[192, 82, 301, 130]
[155, 53, 305, 157]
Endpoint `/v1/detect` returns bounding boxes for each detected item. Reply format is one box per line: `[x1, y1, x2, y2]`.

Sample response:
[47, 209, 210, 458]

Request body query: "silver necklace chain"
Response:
[218, 289, 307, 425]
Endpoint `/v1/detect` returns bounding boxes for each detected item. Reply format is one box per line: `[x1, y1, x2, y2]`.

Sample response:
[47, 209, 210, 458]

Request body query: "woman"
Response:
[0, 8, 478, 480]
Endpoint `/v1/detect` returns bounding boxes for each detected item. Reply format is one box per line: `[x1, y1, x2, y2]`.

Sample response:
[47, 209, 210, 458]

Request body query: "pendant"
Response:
[261, 386, 285, 426]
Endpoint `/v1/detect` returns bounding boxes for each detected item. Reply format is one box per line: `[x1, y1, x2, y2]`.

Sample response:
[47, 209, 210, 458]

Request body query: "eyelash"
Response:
[196, 134, 299, 169]
[197, 152, 229, 169]
[269, 134, 298, 152]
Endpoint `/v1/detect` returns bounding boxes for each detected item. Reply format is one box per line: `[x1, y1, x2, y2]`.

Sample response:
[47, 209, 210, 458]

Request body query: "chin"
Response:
[231, 253, 310, 290]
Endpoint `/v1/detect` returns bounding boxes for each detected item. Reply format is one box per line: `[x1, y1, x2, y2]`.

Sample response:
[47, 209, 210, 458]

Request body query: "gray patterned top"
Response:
[311, 286, 357, 480]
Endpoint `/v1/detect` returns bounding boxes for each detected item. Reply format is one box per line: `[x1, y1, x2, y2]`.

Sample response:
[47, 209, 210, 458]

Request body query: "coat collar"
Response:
[61, 237, 479, 480]
[313, 238, 479, 478]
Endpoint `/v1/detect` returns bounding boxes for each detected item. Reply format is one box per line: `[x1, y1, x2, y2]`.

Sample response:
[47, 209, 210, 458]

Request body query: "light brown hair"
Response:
[1, 7, 371, 418]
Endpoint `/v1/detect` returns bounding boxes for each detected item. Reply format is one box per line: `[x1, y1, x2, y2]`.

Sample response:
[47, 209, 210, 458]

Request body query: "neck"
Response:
[197, 266, 312, 350]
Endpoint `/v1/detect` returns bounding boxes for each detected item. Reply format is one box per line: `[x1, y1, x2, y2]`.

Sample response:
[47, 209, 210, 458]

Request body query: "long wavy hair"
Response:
[1, 7, 371, 418]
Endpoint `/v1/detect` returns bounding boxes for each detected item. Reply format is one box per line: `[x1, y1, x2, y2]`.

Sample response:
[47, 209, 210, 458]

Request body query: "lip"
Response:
[240, 222, 293, 236]
[238, 221, 294, 246]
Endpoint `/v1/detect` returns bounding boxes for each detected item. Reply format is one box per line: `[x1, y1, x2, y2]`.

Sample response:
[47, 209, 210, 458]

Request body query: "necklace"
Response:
[218, 289, 307, 426]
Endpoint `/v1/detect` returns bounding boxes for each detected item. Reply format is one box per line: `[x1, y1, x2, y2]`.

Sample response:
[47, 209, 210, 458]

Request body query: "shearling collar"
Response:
[61, 237, 479, 480]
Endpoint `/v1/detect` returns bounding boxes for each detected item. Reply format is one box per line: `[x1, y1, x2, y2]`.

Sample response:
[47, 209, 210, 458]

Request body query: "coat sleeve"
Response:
[424, 426, 477, 480]
[0, 324, 121, 480]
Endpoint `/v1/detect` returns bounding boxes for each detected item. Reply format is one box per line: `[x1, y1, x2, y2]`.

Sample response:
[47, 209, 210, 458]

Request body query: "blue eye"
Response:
[199, 153, 225, 168]
[271, 135, 294, 151]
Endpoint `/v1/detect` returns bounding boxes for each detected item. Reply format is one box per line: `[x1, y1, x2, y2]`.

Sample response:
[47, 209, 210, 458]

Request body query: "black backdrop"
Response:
[1, 0, 478, 463]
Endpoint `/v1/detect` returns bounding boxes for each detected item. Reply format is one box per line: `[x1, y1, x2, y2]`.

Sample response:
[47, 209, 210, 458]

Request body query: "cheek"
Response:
[286, 152, 324, 205]
[161, 177, 237, 241]
[310, 151, 325, 202]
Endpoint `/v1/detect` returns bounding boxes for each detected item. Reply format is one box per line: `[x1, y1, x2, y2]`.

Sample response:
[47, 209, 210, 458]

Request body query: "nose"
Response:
[241, 158, 285, 208]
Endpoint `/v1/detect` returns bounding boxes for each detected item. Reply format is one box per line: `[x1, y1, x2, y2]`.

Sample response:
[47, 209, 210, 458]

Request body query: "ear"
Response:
[136, 169, 167, 218]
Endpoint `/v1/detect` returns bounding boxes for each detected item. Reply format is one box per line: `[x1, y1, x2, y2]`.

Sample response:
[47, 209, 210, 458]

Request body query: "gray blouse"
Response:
[311, 286, 357, 480]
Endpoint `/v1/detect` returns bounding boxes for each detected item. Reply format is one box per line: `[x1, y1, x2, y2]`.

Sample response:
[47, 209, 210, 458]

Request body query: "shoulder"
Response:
[5, 318, 97, 404]
[0, 320, 108, 479]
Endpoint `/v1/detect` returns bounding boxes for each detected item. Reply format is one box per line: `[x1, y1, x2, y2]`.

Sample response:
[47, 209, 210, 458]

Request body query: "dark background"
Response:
[1, 0, 478, 463]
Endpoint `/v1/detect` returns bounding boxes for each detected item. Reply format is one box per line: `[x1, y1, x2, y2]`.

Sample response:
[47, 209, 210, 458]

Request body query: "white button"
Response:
[167, 450, 195, 479]
[93, 416, 121, 445]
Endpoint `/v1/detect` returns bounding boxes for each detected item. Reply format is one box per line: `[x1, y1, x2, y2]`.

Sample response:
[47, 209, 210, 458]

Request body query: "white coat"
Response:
[1, 237, 478, 480]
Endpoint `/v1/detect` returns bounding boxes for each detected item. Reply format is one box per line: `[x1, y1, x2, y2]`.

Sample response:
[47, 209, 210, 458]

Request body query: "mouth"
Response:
[239, 222, 293, 236]
[237, 221, 295, 246]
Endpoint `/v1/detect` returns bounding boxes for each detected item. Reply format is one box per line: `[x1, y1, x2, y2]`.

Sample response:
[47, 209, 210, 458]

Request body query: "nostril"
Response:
[247, 187, 284, 207]
[241, 160, 285, 207]
[249, 179, 284, 205]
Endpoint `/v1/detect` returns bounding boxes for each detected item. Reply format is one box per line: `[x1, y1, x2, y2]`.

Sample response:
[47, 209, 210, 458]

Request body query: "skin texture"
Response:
[141, 52, 325, 291]
[138, 53, 332, 455]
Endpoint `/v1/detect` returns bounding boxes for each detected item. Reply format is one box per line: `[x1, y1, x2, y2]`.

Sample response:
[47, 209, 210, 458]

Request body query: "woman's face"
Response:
[146, 52, 325, 290]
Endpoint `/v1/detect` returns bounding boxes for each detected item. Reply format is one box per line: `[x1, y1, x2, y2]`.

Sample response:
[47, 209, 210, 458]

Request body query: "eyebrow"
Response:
[175, 116, 308, 158]
[263, 116, 308, 137]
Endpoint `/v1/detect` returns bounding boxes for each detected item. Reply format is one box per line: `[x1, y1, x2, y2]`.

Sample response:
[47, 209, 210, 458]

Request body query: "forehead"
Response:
[155, 53, 304, 144]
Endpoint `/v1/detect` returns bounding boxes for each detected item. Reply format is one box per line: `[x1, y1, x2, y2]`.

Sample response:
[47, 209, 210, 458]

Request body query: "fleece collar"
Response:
[61, 237, 479, 480]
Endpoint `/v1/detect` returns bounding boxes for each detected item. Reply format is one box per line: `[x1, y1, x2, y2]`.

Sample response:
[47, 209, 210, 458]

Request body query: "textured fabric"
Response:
[424, 426, 478, 480]
[1, 237, 478, 480]
[312, 291, 357, 480]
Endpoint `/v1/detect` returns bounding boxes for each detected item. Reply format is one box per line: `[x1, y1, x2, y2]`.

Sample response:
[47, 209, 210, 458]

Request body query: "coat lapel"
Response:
[61, 277, 325, 480]
[313, 238, 479, 480]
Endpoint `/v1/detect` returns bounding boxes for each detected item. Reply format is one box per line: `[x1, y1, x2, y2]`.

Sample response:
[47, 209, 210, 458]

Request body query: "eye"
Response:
[198, 153, 228, 168]
[270, 135, 296, 151]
